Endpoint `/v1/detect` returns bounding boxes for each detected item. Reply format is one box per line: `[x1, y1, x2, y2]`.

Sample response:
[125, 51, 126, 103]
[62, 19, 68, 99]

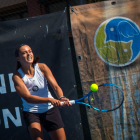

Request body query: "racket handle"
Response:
[61, 100, 75, 105]
[69, 100, 75, 104]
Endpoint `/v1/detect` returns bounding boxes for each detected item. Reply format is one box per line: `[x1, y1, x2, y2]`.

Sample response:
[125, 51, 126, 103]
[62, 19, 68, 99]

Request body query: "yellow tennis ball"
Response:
[90, 83, 98, 92]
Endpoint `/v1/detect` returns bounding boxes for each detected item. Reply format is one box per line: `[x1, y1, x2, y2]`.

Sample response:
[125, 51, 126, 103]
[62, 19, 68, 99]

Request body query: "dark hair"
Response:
[15, 44, 40, 70]
[15, 44, 27, 57]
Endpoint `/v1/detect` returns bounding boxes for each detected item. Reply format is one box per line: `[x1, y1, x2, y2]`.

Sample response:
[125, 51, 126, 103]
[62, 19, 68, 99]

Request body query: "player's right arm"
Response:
[12, 72, 62, 107]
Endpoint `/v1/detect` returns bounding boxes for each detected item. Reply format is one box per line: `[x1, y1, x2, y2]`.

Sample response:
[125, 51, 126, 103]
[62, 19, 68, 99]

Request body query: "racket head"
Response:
[88, 83, 124, 112]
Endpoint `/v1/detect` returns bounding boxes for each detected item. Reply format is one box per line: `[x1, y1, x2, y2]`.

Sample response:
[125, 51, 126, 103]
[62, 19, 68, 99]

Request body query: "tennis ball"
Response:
[90, 83, 98, 92]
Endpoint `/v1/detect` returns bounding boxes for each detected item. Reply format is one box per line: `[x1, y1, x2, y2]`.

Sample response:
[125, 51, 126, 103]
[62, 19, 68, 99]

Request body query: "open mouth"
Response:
[27, 56, 32, 61]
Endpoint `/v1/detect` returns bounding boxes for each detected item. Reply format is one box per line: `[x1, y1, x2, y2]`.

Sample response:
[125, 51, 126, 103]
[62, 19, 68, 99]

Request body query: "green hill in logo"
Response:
[95, 23, 132, 65]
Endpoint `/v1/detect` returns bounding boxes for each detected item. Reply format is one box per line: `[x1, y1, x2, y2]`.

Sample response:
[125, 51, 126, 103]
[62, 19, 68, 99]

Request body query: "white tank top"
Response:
[18, 63, 53, 113]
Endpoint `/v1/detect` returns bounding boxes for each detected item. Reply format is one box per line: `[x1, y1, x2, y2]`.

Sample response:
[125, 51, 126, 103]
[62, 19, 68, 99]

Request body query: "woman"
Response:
[12, 44, 71, 140]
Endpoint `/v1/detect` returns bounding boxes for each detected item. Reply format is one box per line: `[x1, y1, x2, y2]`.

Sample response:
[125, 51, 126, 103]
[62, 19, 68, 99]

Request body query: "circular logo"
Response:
[94, 17, 140, 67]
[32, 85, 39, 91]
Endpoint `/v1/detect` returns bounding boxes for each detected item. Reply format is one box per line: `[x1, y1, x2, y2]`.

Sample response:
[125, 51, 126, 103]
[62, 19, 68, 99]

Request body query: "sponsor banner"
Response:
[0, 11, 84, 140]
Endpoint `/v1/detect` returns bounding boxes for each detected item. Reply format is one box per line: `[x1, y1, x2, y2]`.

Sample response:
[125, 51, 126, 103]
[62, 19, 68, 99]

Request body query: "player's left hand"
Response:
[60, 98, 72, 106]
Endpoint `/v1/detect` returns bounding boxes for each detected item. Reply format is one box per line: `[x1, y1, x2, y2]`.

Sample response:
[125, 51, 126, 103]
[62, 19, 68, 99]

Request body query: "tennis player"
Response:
[12, 44, 71, 140]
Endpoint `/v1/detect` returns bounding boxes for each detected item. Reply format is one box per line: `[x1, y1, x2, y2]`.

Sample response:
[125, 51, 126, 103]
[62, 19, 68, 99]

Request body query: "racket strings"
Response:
[89, 85, 124, 111]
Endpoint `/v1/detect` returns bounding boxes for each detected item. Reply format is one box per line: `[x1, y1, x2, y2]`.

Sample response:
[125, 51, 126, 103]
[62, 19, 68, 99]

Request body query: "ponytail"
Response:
[16, 61, 22, 70]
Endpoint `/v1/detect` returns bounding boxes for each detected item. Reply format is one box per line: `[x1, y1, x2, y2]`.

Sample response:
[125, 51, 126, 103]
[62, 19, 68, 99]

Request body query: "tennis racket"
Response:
[63, 83, 124, 112]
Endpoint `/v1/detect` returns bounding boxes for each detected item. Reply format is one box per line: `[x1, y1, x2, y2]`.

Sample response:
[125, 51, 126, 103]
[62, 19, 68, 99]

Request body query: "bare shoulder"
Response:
[38, 63, 49, 72]
[12, 71, 22, 82]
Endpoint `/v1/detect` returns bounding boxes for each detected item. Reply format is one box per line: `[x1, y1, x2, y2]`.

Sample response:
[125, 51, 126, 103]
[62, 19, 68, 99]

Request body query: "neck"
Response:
[21, 63, 34, 76]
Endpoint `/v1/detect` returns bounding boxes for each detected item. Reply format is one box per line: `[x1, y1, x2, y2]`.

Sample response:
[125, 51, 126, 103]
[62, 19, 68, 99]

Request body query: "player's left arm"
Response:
[38, 63, 71, 105]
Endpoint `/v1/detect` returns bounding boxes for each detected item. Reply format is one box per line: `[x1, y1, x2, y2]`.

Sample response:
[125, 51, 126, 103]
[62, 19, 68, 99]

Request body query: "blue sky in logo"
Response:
[94, 17, 140, 66]
[105, 18, 140, 61]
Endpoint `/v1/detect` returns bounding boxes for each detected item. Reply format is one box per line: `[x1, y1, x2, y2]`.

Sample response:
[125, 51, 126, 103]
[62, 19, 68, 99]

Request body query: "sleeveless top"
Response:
[18, 63, 54, 113]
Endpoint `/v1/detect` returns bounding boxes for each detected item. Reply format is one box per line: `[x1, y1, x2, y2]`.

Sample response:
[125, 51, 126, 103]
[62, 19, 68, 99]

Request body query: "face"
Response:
[17, 45, 34, 65]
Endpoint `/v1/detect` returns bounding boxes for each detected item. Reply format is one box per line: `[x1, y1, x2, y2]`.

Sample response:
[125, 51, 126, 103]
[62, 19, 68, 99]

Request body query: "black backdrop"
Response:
[0, 11, 84, 140]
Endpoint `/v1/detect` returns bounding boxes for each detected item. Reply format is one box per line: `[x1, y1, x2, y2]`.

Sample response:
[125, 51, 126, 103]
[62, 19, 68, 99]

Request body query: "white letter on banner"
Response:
[0, 74, 7, 94]
[8, 73, 16, 92]
[2, 107, 22, 128]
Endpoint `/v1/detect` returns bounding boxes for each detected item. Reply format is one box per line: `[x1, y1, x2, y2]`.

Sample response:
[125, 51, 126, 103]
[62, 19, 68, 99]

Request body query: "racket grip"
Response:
[61, 100, 75, 105]
[69, 100, 75, 104]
